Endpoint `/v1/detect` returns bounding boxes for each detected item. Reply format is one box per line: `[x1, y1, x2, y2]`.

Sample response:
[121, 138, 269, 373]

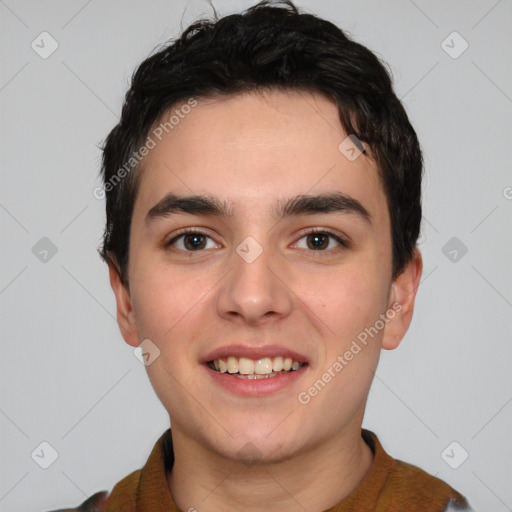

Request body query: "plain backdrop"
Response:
[1, 1, 511, 511]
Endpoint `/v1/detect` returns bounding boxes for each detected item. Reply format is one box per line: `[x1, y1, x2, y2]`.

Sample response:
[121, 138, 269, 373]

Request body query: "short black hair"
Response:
[98, 0, 423, 287]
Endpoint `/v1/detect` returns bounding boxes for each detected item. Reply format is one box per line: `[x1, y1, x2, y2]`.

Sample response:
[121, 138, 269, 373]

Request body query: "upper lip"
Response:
[202, 344, 309, 364]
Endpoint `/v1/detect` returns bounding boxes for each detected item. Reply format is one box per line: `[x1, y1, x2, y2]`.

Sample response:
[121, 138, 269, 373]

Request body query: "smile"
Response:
[208, 356, 305, 379]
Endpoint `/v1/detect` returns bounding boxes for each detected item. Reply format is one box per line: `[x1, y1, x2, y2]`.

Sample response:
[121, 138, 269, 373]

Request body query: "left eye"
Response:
[169, 232, 219, 251]
[294, 231, 345, 251]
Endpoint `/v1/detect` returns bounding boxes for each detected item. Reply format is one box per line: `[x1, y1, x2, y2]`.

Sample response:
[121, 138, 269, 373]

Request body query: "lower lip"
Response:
[203, 364, 308, 397]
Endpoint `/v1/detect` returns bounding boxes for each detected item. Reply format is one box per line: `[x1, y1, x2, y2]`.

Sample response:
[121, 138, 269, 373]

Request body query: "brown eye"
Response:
[183, 233, 207, 250]
[306, 233, 330, 250]
[295, 230, 347, 252]
[167, 231, 219, 252]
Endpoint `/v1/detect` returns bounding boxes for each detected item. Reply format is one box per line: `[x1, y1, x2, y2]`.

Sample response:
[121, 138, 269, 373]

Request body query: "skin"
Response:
[109, 89, 423, 512]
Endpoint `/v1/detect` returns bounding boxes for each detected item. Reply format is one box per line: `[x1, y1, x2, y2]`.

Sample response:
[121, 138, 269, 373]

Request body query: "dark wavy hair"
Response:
[98, 0, 423, 288]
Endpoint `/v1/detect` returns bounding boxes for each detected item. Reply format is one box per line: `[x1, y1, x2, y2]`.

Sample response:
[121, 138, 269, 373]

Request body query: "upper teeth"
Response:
[212, 356, 303, 375]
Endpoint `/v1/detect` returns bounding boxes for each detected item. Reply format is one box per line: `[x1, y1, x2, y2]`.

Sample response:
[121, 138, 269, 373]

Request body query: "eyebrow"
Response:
[145, 192, 372, 226]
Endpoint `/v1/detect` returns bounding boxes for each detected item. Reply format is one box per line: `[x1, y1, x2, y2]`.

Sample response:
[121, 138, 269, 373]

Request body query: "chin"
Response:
[207, 426, 306, 466]
[226, 439, 299, 466]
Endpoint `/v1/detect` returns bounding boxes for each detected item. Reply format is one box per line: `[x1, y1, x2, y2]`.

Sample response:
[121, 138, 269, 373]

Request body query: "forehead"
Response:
[133, 90, 386, 222]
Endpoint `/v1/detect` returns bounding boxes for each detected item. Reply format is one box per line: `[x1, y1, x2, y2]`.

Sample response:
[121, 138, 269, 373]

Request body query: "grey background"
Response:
[1, 0, 511, 510]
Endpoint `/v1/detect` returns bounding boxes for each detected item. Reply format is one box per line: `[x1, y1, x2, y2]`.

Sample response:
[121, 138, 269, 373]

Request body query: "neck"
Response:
[167, 425, 374, 512]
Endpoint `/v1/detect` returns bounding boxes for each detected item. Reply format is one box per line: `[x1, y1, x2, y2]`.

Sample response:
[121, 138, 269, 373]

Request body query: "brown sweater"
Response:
[50, 429, 472, 512]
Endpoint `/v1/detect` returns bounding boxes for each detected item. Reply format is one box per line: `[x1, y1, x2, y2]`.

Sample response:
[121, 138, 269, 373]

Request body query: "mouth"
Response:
[207, 356, 307, 380]
[202, 345, 309, 396]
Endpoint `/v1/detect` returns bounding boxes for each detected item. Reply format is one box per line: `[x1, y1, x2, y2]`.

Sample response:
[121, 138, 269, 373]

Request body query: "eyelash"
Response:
[165, 227, 349, 254]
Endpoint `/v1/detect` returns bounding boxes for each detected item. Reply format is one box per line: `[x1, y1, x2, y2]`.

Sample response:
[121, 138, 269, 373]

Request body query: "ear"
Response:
[108, 258, 140, 348]
[382, 248, 423, 350]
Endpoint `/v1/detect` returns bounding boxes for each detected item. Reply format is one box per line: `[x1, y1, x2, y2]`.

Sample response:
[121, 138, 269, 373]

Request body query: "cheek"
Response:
[294, 261, 389, 342]
[133, 264, 209, 401]
[130, 258, 206, 344]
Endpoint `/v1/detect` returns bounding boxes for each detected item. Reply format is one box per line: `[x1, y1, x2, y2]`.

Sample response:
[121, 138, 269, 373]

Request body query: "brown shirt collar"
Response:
[104, 428, 469, 512]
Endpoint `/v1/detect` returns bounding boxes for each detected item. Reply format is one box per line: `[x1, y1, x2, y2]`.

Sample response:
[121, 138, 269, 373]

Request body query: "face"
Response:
[110, 89, 421, 464]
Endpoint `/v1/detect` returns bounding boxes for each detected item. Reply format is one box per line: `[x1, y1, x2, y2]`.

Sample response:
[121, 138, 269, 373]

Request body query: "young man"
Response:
[55, 1, 473, 510]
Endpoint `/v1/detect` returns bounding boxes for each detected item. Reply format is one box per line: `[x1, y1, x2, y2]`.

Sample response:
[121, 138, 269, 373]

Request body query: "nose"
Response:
[215, 237, 293, 326]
